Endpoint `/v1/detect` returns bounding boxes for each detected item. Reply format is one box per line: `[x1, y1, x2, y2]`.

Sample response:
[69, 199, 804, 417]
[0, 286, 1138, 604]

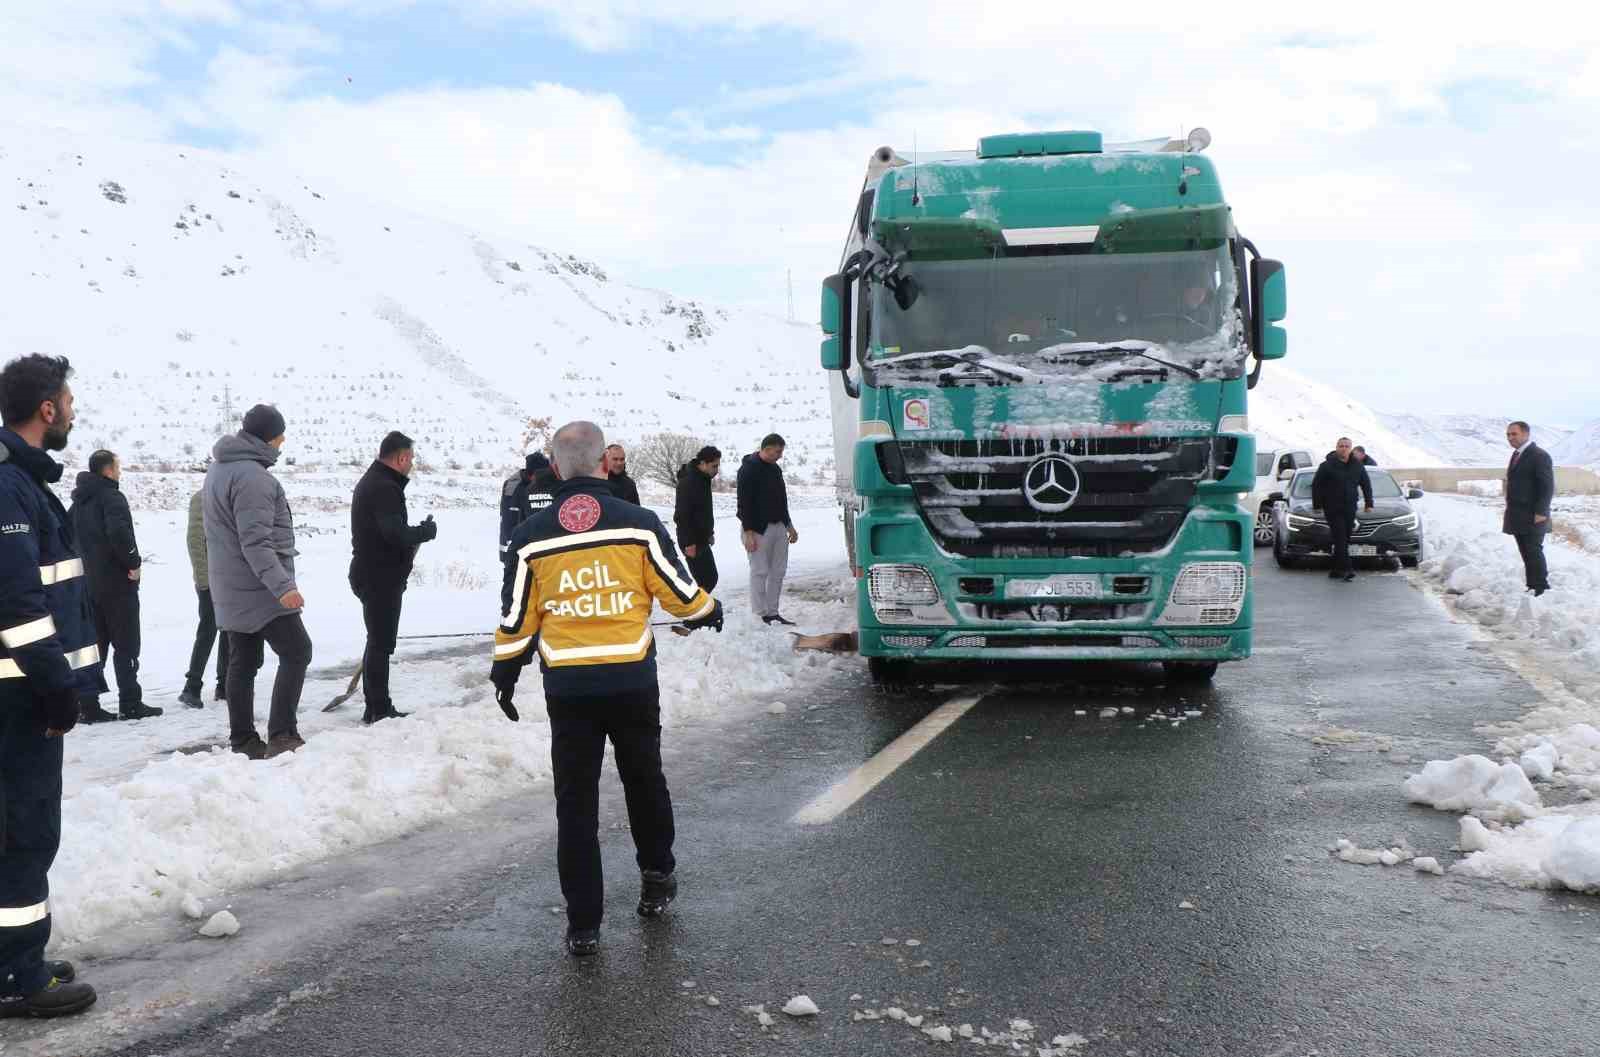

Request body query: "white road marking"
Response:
[792, 692, 987, 825]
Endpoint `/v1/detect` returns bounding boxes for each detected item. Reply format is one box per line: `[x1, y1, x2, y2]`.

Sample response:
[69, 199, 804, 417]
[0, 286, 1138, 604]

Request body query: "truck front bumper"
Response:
[860, 625, 1250, 662]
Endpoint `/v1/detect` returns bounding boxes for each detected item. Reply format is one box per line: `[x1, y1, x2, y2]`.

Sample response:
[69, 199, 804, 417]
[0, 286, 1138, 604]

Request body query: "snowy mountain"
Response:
[1551, 420, 1600, 469]
[1, 123, 828, 481]
[1248, 366, 1448, 466]
[1375, 412, 1575, 467]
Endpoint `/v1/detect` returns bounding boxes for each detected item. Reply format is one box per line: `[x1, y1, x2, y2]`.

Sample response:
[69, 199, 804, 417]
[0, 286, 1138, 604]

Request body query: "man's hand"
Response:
[418, 515, 438, 542]
[787, 526, 799, 545]
[683, 598, 724, 634]
[43, 688, 78, 738]
[280, 589, 305, 610]
[1364, 503, 1374, 512]
[1535, 514, 1549, 525]
[128, 567, 141, 582]
[742, 530, 759, 554]
[683, 544, 698, 558]
[490, 659, 521, 721]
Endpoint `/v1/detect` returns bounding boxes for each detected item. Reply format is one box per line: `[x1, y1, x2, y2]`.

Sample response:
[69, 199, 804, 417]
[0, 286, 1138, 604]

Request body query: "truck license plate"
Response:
[1349, 545, 1378, 556]
[1006, 576, 1100, 599]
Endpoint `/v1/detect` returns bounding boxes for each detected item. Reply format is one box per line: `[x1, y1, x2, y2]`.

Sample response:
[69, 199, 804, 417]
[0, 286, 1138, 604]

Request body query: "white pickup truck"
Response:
[1247, 447, 1314, 545]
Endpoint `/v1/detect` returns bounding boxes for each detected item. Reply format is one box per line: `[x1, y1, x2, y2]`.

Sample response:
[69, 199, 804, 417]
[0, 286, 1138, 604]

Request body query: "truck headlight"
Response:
[1286, 513, 1316, 529]
[868, 564, 946, 622]
[1170, 562, 1247, 605]
[1392, 513, 1418, 530]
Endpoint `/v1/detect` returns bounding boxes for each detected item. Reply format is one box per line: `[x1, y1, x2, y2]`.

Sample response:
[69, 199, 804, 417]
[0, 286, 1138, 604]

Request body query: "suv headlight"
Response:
[1392, 512, 1419, 530]
[1170, 562, 1247, 605]
[1286, 513, 1316, 529]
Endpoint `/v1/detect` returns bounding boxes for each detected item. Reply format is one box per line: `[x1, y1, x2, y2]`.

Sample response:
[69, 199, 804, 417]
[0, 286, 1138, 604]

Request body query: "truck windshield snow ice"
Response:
[819, 129, 1289, 683]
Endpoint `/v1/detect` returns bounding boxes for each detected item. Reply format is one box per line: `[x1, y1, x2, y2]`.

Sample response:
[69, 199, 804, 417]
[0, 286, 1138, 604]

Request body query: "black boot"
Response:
[638, 869, 678, 918]
[119, 702, 164, 720]
[0, 978, 96, 1019]
[177, 687, 204, 708]
[362, 705, 410, 725]
[565, 927, 600, 957]
[79, 699, 118, 724]
[45, 960, 74, 983]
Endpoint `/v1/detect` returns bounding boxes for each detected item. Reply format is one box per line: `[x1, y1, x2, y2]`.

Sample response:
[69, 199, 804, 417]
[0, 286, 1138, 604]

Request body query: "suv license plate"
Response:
[1349, 545, 1378, 556]
[1006, 576, 1100, 599]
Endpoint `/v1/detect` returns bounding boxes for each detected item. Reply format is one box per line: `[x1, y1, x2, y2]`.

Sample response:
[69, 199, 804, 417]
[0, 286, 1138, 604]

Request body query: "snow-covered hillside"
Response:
[1551, 420, 1600, 469]
[1248, 364, 1448, 466]
[1376, 412, 1577, 467]
[0, 123, 828, 479]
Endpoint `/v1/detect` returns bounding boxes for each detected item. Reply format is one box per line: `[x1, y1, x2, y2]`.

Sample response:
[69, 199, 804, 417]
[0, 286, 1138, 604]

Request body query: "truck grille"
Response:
[897, 436, 1213, 557]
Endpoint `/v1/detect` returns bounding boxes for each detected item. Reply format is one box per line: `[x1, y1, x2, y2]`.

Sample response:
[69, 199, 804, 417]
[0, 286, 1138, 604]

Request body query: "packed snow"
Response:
[1399, 493, 1600, 893]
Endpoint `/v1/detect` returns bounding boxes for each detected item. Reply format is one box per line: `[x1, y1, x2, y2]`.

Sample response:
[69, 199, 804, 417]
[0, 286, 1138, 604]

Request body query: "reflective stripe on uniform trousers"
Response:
[37, 558, 84, 586]
[0, 643, 100, 679]
[0, 901, 48, 928]
[0, 615, 56, 649]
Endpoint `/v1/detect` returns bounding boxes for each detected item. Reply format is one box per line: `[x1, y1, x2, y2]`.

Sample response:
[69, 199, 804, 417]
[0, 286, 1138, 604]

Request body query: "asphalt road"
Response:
[25, 558, 1600, 1057]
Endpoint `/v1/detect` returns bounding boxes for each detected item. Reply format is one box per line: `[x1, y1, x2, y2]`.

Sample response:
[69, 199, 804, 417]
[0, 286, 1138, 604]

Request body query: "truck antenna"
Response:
[911, 132, 921, 208]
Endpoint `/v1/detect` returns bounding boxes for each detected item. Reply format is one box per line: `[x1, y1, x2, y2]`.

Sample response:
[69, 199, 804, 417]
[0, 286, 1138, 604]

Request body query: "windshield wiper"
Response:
[1038, 341, 1201, 380]
[875, 346, 1037, 383]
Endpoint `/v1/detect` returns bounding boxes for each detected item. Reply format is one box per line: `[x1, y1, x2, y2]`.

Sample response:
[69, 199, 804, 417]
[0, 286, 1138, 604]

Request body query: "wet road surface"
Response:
[25, 559, 1600, 1056]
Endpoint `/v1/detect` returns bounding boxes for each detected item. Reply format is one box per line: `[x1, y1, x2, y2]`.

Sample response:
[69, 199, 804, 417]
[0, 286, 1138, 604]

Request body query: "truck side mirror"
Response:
[821, 276, 843, 336]
[1251, 259, 1287, 361]
[821, 336, 845, 371]
[1407, 487, 1425, 500]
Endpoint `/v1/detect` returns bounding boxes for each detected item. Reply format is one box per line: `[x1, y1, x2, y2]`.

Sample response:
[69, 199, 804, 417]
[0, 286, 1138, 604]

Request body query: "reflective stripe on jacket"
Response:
[497, 478, 712, 696]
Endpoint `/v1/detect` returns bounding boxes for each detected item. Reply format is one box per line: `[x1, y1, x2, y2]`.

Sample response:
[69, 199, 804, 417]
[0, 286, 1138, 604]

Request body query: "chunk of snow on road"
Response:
[1459, 816, 1494, 852]
[905, 1014, 924, 1027]
[766, 702, 789, 715]
[924, 1025, 954, 1042]
[783, 995, 820, 1017]
[885, 1006, 907, 1020]
[1414, 856, 1445, 875]
[1403, 755, 1542, 819]
[1450, 813, 1600, 891]
[1335, 839, 1384, 865]
[705, 995, 720, 1007]
[903, 938, 921, 946]
[1178, 900, 1196, 910]
[179, 892, 204, 920]
[1520, 741, 1559, 780]
[1097, 708, 1118, 719]
[198, 910, 239, 937]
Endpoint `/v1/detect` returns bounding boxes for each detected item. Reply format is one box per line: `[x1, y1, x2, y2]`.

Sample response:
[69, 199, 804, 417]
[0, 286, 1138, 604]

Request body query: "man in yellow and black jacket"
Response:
[491, 420, 721, 958]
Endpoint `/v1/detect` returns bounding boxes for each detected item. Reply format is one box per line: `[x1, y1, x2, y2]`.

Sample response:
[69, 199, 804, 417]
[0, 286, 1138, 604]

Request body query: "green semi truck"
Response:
[820, 129, 1287, 682]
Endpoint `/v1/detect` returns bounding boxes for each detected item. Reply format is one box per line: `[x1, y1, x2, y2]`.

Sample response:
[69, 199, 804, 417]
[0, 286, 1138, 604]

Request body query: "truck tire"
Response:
[1163, 661, 1218, 683]
[868, 656, 912, 685]
[1253, 506, 1276, 547]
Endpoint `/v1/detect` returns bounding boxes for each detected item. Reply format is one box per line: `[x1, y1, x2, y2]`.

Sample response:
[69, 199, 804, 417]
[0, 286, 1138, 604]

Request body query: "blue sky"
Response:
[6, 2, 1599, 424]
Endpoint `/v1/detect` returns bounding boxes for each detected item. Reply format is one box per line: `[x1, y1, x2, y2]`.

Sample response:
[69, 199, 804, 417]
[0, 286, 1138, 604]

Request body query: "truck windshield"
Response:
[870, 246, 1244, 380]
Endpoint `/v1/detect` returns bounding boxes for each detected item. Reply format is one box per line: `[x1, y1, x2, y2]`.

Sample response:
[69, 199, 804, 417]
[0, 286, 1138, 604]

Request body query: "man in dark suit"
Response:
[1503, 421, 1555, 596]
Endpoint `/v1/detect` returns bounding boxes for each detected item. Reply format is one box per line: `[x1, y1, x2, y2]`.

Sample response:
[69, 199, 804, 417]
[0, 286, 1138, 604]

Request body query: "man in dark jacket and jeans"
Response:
[349, 431, 437, 723]
[1312, 437, 1374, 582]
[1503, 420, 1556, 595]
[737, 433, 798, 624]
[0, 353, 102, 1019]
[204, 405, 311, 760]
[673, 445, 721, 591]
[69, 450, 160, 721]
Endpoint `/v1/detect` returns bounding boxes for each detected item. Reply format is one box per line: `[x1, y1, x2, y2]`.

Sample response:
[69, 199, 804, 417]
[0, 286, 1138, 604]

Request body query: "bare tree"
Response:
[632, 432, 704, 489]
[522, 415, 554, 455]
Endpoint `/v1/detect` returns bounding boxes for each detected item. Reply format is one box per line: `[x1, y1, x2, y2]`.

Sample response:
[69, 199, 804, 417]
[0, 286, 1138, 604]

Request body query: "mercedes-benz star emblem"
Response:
[1023, 454, 1082, 513]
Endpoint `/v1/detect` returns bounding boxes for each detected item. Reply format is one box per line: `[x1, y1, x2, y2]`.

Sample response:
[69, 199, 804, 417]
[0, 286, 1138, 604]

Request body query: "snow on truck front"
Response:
[821, 130, 1288, 680]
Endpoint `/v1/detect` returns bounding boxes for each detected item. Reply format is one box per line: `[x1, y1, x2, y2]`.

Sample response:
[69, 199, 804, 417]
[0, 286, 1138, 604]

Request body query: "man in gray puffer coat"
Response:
[203, 405, 312, 760]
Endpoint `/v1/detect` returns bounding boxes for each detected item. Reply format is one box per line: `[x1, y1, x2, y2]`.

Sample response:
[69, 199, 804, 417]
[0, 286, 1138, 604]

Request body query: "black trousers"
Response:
[225, 614, 313, 746]
[1514, 532, 1550, 590]
[359, 584, 405, 715]
[685, 545, 719, 593]
[89, 587, 141, 707]
[1326, 508, 1355, 576]
[183, 587, 230, 694]
[546, 685, 675, 930]
[0, 702, 62, 999]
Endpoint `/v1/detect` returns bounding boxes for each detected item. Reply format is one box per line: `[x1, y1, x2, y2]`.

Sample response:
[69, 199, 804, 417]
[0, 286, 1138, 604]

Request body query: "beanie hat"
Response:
[242, 404, 286, 443]
[526, 452, 550, 472]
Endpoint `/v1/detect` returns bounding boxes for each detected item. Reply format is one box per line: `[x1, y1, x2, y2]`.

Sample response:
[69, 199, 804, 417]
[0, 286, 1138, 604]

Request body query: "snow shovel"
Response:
[321, 662, 365, 712]
[789, 631, 859, 654]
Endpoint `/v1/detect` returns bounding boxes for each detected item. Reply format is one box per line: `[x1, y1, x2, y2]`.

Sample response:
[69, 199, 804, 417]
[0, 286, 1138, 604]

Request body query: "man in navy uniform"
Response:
[0, 354, 102, 1019]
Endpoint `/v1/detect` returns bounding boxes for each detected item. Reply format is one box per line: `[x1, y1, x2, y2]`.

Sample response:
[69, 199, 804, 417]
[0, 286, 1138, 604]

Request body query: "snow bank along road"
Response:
[16, 515, 1600, 1056]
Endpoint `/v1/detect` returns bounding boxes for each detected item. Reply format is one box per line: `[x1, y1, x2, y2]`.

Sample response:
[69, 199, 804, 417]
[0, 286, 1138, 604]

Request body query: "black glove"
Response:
[43, 688, 79, 735]
[417, 516, 438, 543]
[490, 659, 521, 721]
[682, 598, 724, 633]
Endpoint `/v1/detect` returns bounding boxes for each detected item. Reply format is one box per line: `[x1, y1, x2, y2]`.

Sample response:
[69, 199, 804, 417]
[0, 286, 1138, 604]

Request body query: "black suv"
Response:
[1271, 468, 1425, 569]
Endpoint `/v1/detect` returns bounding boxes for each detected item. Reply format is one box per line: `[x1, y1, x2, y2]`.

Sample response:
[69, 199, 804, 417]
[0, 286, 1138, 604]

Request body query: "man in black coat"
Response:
[1311, 437, 1374, 582]
[1351, 446, 1377, 467]
[349, 432, 437, 723]
[500, 453, 555, 559]
[673, 445, 722, 591]
[605, 444, 641, 505]
[1503, 421, 1555, 596]
[69, 450, 160, 721]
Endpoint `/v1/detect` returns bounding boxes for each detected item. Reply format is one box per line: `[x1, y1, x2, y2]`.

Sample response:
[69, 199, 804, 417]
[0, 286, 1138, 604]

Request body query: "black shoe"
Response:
[1343, 573, 1356, 582]
[119, 702, 164, 720]
[45, 960, 74, 984]
[232, 734, 268, 760]
[1327, 570, 1342, 579]
[79, 700, 117, 724]
[178, 688, 203, 709]
[638, 869, 678, 918]
[1533, 586, 1548, 597]
[566, 928, 600, 957]
[762, 614, 797, 626]
[362, 706, 410, 725]
[0, 977, 96, 1019]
